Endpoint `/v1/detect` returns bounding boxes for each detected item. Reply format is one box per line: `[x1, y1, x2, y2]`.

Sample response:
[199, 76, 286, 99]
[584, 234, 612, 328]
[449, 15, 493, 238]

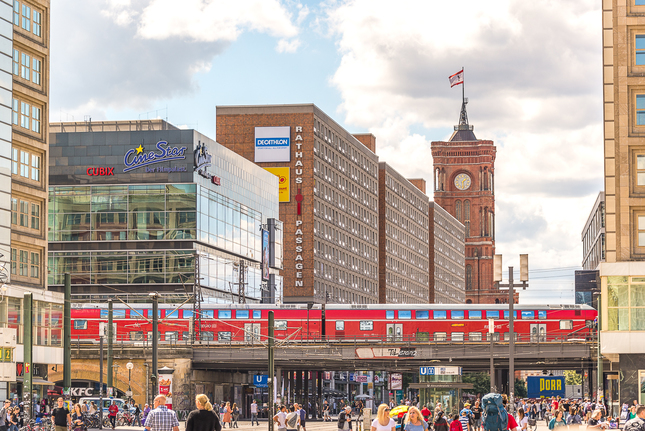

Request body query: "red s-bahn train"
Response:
[70, 303, 597, 344]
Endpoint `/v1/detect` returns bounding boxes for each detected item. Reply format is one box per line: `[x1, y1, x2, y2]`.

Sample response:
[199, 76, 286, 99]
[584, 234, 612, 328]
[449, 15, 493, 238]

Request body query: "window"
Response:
[218, 331, 231, 341]
[12, 1, 17, 25]
[31, 203, 39, 229]
[451, 310, 464, 320]
[19, 250, 27, 276]
[100, 310, 126, 318]
[452, 332, 464, 342]
[416, 310, 429, 319]
[639, 214, 645, 247]
[11, 148, 17, 174]
[12, 50, 18, 76]
[386, 310, 394, 319]
[201, 331, 214, 341]
[486, 310, 500, 319]
[638, 96, 645, 126]
[274, 320, 287, 330]
[74, 320, 87, 330]
[560, 320, 573, 330]
[130, 331, 143, 341]
[359, 321, 373, 331]
[399, 310, 412, 319]
[521, 311, 535, 320]
[32, 58, 40, 84]
[12, 99, 42, 135]
[434, 332, 447, 341]
[202, 310, 214, 318]
[335, 320, 345, 330]
[486, 333, 500, 341]
[469, 332, 482, 341]
[469, 310, 482, 319]
[165, 310, 179, 319]
[20, 101, 28, 130]
[253, 310, 261, 319]
[466, 265, 472, 290]
[30, 251, 38, 278]
[20, 52, 29, 80]
[218, 310, 231, 319]
[165, 332, 178, 342]
[638, 35, 645, 65]
[434, 310, 447, 319]
[19, 200, 28, 227]
[236, 310, 249, 319]
[21, 4, 29, 32]
[32, 9, 40, 36]
[10, 248, 15, 275]
[31, 107, 40, 134]
[503, 333, 519, 341]
[10, 199, 16, 225]
[538, 311, 547, 320]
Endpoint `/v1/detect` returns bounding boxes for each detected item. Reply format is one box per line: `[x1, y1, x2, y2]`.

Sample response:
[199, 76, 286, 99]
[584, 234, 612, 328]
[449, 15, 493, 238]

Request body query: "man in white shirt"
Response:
[250, 400, 259, 426]
[274, 405, 287, 431]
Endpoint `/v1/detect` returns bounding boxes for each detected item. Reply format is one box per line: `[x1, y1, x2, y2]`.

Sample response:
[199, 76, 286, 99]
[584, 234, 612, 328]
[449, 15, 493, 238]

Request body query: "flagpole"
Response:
[462, 66, 465, 105]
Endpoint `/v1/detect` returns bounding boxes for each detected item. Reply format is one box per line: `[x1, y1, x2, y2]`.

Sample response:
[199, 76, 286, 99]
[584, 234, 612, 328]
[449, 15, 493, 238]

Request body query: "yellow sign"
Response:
[539, 378, 562, 391]
[264, 167, 290, 202]
[2, 348, 11, 362]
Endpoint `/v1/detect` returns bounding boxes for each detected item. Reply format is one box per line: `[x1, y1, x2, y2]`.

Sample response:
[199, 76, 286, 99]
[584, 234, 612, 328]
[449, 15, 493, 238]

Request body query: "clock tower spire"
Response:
[431, 100, 504, 304]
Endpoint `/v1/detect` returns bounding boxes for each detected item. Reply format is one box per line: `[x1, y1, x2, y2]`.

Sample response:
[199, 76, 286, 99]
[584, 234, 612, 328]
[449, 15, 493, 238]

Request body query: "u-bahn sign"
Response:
[355, 347, 416, 359]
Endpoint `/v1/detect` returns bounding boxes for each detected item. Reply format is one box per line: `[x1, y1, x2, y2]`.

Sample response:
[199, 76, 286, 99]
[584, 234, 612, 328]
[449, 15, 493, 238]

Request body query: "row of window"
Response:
[334, 320, 574, 331]
[91, 309, 257, 320]
[10, 247, 39, 279]
[13, 1, 42, 37]
[381, 309, 548, 320]
[11, 198, 40, 230]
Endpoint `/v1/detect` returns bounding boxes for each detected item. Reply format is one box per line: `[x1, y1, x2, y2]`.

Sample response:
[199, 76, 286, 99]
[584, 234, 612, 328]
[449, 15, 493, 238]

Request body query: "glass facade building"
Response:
[48, 121, 283, 303]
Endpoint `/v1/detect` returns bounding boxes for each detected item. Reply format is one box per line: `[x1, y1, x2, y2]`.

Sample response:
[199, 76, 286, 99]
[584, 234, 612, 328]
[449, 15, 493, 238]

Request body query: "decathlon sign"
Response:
[255, 127, 291, 163]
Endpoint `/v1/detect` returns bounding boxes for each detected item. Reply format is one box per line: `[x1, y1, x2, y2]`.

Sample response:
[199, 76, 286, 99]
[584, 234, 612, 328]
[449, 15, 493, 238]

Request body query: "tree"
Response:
[564, 370, 582, 385]
[515, 378, 527, 398]
[463, 372, 491, 397]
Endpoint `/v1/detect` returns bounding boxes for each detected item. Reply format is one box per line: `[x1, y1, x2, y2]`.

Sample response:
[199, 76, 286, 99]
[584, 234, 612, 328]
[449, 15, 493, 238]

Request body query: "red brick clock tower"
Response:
[432, 100, 504, 304]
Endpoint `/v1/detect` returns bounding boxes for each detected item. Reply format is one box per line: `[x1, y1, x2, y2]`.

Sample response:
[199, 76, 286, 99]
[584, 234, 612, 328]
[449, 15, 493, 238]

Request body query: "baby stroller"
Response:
[527, 418, 537, 431]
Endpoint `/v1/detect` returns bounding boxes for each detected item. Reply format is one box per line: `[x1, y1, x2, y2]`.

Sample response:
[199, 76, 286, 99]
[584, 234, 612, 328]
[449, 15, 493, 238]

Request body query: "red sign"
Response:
[211, 176, 221, 186]
[87, 167, 114, 176]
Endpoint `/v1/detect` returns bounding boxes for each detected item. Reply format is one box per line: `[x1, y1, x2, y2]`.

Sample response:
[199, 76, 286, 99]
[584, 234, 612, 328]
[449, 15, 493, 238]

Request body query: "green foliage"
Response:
[463, 372, 491, 397]
[515, 378, 527, 398]
[563, 370, 583, 385]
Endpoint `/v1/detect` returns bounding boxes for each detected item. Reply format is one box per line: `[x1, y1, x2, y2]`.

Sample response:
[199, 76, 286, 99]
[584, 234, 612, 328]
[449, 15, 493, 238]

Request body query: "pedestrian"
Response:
[405, 407, 427, 431]
[143, 404, 151, 425]
[223, 402, 232, 428]
[186, 394, 221, 431]
[587, 410, 607, 430]
[623, 405, 645, 431]
[52, 397, 71, 431]
[371, 404, 395, 431]
[250, 400, 259, 426]
[71, 403, 85, 431]
[144, 395, 180, 431]
[450, 414, 463, 431]
[472, 401, 483, 431]
[274, 405, 288, 431]
[286, 406, 298, 431]
[134, 404, 142, 427]
[548, 410, 567, 430]
[9, 407, 18, 431]
[338, 406, 352, 431]
[516, 408, 527, 431]
[567, 406, 582, 431]
[232, 403, 239, 428]
[459, 407, 471, 431]
[433, 410, 449, 431]
[297, 403, 307, 431]
[108, 401, 119, 430]
[324, 403, 331, 422]
[0, 400, 10, 431]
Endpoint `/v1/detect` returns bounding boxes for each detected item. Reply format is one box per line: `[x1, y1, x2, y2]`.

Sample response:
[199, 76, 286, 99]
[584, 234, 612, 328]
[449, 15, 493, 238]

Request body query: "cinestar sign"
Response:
[255, 126, 291, 163]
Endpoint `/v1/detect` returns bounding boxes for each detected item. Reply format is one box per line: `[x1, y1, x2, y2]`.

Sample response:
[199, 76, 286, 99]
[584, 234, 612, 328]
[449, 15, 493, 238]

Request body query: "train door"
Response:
[530, 324, 546, 342]
[387, 324, 402, 342]
[245, 323, 261, 342]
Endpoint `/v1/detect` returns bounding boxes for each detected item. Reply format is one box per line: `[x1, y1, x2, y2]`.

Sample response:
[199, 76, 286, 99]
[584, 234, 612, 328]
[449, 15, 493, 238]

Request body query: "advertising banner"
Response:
[255, 127, 291, 162]
[526, 376, 565, 398]
[158, 374, 173, 407]
[419, 366, 462, 376]
[264, 167, 290, 202]
[262, 230, 270, 281]
[390, 373, 402, 390]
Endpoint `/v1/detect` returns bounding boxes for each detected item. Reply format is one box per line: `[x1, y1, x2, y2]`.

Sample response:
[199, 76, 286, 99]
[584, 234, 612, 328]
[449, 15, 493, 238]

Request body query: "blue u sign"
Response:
[254, 375, 268, 388]
[420, 367, 435, 376]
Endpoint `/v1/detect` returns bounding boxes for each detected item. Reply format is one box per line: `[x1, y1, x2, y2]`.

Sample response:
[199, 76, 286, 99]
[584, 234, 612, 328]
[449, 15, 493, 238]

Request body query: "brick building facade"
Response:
[431, 109, 504, 304]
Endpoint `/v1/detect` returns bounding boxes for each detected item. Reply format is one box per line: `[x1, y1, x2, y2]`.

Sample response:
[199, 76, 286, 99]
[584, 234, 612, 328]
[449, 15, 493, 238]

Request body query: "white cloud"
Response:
[276, 38, 301, 53]
[324, 0, 603, 302]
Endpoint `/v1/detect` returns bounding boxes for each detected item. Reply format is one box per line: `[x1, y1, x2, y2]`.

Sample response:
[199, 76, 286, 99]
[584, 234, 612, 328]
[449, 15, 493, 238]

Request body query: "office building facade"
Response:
[48, 120, 283, 305]
[582, 192, 605, 271]
[429, 202, 466, 303]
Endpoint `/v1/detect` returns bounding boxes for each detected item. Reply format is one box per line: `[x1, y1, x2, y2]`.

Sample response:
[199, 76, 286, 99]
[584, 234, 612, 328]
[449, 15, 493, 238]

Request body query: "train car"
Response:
[322, 304, 596, 343]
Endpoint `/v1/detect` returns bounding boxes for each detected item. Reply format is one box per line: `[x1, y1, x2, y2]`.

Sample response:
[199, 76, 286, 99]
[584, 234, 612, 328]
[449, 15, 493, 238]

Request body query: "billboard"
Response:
[255, 127, 291, 162]
[389, 373, 402, 390]
[261, 229, 270, 281]
[527, 376, 565, 398]
[264, 167, 290, 202]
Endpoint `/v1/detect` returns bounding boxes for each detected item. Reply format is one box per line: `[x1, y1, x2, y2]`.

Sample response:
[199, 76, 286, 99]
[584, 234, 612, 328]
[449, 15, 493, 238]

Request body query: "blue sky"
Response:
[50, 0, 604, 304]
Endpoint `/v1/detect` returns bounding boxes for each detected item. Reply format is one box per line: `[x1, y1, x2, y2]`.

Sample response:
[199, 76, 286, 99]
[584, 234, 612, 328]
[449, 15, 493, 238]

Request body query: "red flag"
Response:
[449, 69, 464, 87]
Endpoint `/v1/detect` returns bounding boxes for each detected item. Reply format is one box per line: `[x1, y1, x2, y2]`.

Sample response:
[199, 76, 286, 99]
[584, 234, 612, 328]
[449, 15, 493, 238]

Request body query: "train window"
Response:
[132, 309, 147, 319]
[468, 332, 482, 341]
[147, 331, 161, 341]
[521, 311, 534, 320]
[73, 320, 87, 330]
[469, 311, 482, 319]
[538, 311, 547, 319]
[360, 321, 373, 330]
[504, 311, 516, 319]
[218, 310, 232, 319]
[202, 331, 214, 341]
[486, 311, 500, 319]
[336, 321, 345, 330]
[166, 310, 179, 319]
[399, 310, 412, 320]
[560, 320, 573, 330]
[486, 333, 500, 341]
[202, 310, 214, 318]
[451, 310, 464, 320]
[100, 310, 126, 318]
[434, 332, 447, 341]
[386, 310, 395, 319]
[253, 310, 261, 319]
[416, 332, 429, 342]
[181, 331, 190, 341]
[165, 332, 178, 342]
[130, 331, 143, 341]
[416, 310, 429, 319]
[452, 332, 464, 342]
[503, 333, 519, 341]
[275, 320, 288, 330]
[434, 310, 447, 320]
[218, 331, 231, 341]
[183, 310, 194, 319]
[236, 310, 249, 319]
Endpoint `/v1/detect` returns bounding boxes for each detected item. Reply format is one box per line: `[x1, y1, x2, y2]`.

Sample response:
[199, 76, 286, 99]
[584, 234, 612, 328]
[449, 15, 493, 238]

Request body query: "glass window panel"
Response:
[638, 35, 645, 50]
[640, 156, 645, 170]
[452, 332, 464, 342]
[469, 310, 482, 319]
[538, 310, 547, 319]
[275, 320, 287, 330]
[434, 310, 447, 320]
[359, 321, 373, 330]
[201, 331, 214, 341]
[630, 308, 645, 330]
[639, 172, 645, 186]
[608, 284, 629, 307]
[399, 310, 411, 319]
[74, 321, 87, 330]
[486, 310, 500, 319]
[202, 310, 214, 319]
[631, 284, 645, 306]
[385, 310, 394, 319]
[521, 311, 534, 320]
[99, 310, 126, 318]
[236, 310, 249, 319]
[469, 332, 482, 341]
[218, 310, 231, 319]
[335, 320, 344, 330]
[166, 310, 179, 319]
[451, 310, 464, 320]
[607, 308, 629, 331]
[183, 310, 193, 319]
[434, 332, 447, 341]
[218, 331, 231, 341]
[252, 310, 261, 319]
[416, 310, 429, 319]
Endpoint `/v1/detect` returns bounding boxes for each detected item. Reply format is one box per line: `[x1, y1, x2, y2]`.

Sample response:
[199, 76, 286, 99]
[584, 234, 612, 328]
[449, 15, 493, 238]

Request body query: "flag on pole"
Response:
[449, 69, 464, 87]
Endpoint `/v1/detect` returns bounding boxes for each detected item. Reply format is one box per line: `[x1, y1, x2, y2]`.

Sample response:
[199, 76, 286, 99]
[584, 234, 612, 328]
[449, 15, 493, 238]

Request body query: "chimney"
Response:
[408, 178, 426, 194]
[352, 133, 376, 153]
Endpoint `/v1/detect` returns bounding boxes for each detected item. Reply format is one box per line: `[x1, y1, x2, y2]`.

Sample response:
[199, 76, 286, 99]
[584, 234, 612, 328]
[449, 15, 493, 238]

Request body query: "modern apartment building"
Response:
[599, 0, 645, 408]
[429, 202, 466, 303]
[581, 192, 605, 271]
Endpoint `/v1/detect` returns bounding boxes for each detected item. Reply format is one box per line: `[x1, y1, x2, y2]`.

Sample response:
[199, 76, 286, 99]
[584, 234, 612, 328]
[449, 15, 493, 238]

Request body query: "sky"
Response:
[50, 0, 604, 304]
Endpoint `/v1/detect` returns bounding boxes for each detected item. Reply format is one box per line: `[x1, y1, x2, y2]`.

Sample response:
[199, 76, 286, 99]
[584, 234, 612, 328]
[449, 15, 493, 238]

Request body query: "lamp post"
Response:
[494, 254, 529, 412]
[126, 362, 134, 403]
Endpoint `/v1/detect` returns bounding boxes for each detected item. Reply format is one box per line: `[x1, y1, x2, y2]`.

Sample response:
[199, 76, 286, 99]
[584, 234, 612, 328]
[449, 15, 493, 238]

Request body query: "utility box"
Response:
[0, 328, 16, 347]
[363, 408, 372, 429]
[0, 362, 15, 381]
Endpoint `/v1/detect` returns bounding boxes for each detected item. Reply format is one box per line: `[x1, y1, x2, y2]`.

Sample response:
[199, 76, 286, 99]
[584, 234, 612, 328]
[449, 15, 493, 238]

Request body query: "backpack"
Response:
[338, 411, 348, 429]
[287, 412, 298, 428]
[482, 394, 508, 431]
[624, 418, 645, 431]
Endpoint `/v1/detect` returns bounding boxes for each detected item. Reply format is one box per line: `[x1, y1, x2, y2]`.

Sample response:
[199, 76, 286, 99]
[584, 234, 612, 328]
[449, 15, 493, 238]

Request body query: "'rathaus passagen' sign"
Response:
[123, 141, 188, 173]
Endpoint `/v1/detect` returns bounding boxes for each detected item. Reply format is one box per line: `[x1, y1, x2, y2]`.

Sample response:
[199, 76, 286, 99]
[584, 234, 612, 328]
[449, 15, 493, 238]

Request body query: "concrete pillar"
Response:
[296, 370, 302, 404]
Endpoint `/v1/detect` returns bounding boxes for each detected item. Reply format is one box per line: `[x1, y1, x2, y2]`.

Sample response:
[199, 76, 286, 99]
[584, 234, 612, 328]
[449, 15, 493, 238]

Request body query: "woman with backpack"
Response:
[434, 411, 449, 431]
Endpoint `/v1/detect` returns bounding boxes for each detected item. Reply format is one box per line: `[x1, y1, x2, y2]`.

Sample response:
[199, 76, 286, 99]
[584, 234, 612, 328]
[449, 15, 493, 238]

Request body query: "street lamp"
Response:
[126, 362, 134, 403]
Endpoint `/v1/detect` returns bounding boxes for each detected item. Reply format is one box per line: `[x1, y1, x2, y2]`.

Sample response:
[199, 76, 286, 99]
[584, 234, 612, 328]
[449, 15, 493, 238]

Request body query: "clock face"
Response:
[454, 173, 471, 191]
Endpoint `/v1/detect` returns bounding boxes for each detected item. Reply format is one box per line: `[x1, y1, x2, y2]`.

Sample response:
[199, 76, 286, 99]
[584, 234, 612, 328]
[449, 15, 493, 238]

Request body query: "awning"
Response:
[16, 378, 55, 386]
[409, 382, 474, 390]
